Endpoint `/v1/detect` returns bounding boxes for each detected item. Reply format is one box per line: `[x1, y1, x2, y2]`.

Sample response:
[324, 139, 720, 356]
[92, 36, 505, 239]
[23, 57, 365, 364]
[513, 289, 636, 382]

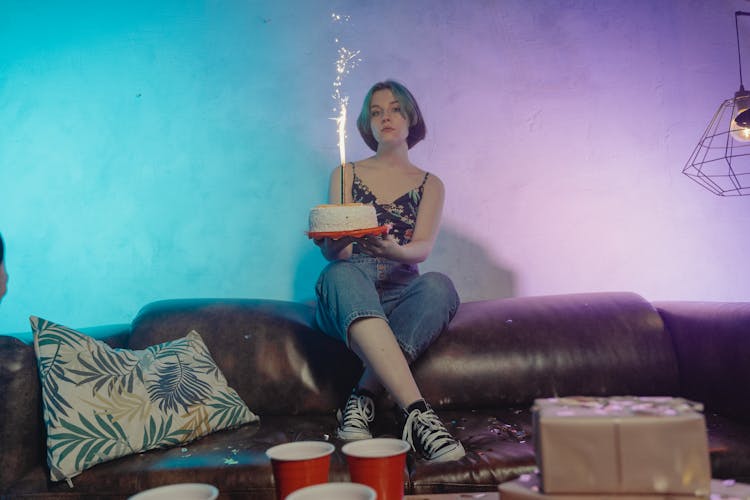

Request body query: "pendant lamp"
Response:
[683, 11, 750, 196]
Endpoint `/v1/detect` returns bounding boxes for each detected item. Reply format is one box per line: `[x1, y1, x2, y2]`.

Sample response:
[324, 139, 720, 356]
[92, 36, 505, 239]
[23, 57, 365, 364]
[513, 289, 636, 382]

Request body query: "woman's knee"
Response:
[419, 272, 458, 296]
[317, 261, 359, 290]
[416, 272, 460, 309]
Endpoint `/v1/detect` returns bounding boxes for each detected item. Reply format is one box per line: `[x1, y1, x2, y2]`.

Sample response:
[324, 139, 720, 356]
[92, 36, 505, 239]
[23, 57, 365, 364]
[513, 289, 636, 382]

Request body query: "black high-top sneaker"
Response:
[401, 399, 466, 462]
[336, 389, 376, 440]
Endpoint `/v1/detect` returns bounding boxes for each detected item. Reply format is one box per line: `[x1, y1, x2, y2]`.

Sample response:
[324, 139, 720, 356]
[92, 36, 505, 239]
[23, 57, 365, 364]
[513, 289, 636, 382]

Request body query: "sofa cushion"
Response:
[31, 316, 259, 484]
[129, 299, 364, 416]
[412, 292, 681, 409]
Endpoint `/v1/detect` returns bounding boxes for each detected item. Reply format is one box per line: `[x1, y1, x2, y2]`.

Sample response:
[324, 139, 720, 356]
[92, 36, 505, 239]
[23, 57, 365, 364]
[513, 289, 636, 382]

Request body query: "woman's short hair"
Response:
[356, 80, 426, 152]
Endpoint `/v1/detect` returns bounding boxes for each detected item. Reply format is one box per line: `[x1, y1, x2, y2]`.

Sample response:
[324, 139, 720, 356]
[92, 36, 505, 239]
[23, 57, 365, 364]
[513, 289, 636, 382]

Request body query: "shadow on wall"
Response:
[421, 225, 516, 302]
[292, 225, 516, 305]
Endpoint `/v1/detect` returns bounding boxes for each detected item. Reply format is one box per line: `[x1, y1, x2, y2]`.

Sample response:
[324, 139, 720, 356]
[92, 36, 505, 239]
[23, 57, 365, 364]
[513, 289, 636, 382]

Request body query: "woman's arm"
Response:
[356, 173, 445, 265]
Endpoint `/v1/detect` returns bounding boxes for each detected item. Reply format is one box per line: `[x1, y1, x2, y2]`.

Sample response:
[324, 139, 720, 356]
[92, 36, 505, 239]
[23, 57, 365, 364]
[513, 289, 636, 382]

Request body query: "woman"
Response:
[0, 233, 7, 303]
[314, 80, 465, 462]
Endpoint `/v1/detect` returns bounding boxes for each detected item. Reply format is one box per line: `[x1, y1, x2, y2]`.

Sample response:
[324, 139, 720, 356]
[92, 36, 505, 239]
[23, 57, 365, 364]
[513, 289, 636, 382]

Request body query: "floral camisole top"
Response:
[351, 162, 430, 248]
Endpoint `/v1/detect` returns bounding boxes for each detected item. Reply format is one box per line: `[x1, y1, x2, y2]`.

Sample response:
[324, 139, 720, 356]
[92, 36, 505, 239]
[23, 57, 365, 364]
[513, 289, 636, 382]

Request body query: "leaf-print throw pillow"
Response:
[31, 316, 259, 485]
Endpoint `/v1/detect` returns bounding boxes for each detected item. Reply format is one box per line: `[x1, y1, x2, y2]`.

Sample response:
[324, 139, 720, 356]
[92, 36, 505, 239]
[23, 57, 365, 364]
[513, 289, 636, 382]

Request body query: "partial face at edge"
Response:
[0, 262, 7, 302]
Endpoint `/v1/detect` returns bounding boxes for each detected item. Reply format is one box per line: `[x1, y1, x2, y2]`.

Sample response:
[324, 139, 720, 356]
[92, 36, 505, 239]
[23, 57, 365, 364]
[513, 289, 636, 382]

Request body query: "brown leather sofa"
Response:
[1, 291, 749, 499]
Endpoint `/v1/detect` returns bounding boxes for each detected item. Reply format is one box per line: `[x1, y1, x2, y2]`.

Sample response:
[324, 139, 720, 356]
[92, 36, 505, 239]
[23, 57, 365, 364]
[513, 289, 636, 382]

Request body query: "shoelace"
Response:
[342, 394, 374, 429]
[402, 409, 455, 456]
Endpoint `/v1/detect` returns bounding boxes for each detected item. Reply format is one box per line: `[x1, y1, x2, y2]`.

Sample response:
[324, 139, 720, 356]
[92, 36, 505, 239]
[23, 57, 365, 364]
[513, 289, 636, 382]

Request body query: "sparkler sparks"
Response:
[331, 13, 360, 173]
[335, 96, 349, 171]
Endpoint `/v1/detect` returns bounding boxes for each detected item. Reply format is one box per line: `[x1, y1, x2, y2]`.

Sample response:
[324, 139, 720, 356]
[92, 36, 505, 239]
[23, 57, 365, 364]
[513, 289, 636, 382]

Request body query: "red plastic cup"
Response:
[342, 438, 411, 500]
[266, 441, 335, 500]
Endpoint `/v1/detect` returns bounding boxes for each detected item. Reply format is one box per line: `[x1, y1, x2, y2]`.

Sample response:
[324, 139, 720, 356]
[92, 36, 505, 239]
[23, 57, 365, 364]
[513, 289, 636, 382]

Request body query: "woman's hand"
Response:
[355, 233, 401, 259]
[314, 236, 356, 261]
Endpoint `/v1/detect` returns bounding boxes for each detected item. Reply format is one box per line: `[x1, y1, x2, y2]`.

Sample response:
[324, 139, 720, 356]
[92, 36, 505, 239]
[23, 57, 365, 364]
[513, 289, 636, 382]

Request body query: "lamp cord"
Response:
[736, 12, 750, 90]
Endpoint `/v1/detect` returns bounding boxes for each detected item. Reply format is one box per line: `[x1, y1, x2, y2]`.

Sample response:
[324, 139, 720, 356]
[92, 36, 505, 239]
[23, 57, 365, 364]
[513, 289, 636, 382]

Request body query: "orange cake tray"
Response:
[307, 225, 389, 240]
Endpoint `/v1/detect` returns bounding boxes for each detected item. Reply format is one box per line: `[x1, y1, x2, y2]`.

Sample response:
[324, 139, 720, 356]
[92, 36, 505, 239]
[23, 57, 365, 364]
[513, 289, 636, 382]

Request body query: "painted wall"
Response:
[1, 0, 749, 336]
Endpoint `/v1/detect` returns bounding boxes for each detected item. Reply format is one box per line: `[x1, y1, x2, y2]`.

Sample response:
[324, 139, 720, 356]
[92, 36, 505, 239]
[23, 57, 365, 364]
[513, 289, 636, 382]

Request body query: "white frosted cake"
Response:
[308, 203, 378, 233]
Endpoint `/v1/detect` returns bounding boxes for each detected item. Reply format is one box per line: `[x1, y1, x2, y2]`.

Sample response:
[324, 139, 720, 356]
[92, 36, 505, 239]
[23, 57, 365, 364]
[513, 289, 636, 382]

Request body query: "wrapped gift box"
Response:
[711, 479, 750, 499]
[533, 396, 711, 496]
[499, 474, 750, 500]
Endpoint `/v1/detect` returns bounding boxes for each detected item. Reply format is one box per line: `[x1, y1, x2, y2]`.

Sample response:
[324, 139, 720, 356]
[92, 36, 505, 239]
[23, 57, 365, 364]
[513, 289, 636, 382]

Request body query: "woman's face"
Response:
[0, 261, 7, 302]
[369, 89, 409, 147]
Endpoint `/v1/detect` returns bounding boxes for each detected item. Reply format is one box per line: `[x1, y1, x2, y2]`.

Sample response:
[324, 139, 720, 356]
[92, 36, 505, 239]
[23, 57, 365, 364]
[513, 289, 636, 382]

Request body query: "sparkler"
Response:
[331, 13, 360, 204]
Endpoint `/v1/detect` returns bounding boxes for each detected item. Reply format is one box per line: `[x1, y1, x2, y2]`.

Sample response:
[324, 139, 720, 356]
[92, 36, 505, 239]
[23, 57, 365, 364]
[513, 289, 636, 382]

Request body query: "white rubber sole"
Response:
[423, 441, 466, 462]
[336, 426, 373, 440]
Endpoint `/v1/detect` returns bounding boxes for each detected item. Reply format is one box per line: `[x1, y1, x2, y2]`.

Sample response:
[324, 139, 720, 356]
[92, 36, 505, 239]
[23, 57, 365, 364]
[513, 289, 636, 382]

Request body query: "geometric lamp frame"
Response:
[683, 10, 750, 196]
[683, 97, 750, 196]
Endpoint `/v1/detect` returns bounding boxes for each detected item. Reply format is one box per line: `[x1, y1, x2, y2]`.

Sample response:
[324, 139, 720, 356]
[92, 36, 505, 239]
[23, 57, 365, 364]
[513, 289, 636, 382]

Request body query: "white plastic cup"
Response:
[127, 483, 219, 500]
[285, 482, 377, 500]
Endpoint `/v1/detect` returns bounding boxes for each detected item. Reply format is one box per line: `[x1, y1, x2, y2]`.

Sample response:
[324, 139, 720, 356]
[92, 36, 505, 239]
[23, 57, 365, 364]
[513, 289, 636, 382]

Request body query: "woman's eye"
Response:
[371, 110, 381, 118]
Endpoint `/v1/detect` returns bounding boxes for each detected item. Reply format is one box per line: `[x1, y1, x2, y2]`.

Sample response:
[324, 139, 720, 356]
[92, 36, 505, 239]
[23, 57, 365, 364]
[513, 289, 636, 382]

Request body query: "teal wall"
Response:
[0, 1, 337, 334]
[2, 0, 749, 336]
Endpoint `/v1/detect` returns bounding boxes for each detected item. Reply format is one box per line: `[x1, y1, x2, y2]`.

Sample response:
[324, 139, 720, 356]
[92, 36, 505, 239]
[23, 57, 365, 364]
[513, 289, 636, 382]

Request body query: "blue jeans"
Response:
[314, 254, 460, 363]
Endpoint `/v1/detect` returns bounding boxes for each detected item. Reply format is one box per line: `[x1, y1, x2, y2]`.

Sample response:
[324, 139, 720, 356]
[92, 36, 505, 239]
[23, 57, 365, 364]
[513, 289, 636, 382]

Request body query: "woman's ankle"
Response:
[404, 398, 430, 414]
[352, 387, 378, 400]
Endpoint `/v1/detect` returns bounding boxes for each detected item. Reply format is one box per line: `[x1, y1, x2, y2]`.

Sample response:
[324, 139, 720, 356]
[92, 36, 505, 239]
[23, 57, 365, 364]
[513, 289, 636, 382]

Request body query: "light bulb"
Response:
[730, 117, 750, 141]
[731, 91, 750, 142]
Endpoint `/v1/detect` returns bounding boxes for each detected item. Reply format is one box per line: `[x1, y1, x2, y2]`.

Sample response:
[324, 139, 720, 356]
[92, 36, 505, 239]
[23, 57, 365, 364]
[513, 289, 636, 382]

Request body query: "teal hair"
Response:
[356, 80, 426, 151]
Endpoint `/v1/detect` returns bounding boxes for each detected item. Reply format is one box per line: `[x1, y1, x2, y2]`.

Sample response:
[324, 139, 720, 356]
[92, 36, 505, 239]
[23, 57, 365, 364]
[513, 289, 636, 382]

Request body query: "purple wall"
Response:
[0, 0, 748, 335]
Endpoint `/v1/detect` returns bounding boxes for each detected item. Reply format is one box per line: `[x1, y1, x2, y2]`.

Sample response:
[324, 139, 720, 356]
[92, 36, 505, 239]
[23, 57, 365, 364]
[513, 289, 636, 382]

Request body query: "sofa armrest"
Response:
[655, 301, 750, 422]
[0, 336, 43, 491]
